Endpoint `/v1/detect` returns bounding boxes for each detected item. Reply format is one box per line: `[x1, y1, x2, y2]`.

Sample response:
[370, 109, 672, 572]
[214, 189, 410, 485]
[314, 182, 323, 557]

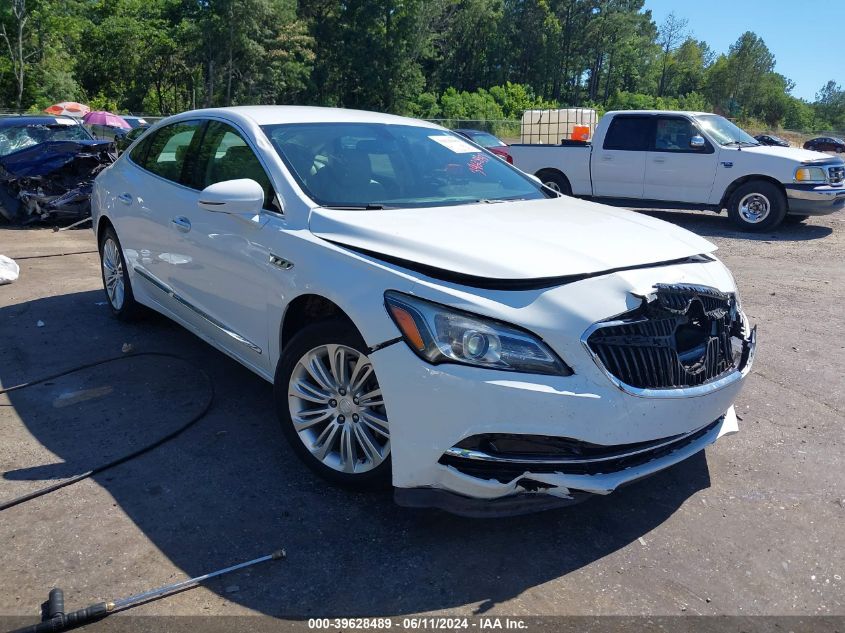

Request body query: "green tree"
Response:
[814, 80, 845, 130]
[655, 11, 687, 97]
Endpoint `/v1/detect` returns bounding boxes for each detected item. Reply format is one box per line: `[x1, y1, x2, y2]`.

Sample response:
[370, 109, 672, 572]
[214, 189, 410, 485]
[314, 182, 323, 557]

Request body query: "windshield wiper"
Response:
[323, 204, 390, 210]
[475, 197, 529, 204]
[723, 140, 759, 147]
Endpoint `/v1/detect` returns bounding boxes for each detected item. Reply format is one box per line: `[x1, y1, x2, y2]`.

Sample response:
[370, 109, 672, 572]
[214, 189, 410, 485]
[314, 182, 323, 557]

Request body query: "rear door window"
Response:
[603, 116, 653, 151]
[140, 120, 203, 185]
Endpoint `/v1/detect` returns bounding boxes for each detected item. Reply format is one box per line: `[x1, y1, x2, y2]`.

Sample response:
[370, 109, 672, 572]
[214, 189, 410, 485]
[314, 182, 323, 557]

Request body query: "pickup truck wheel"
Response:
[727, 181, 787, 231]
[98, 227, 142, 320]
[537, 170, 572, 196]
[275, 319, 391, 489]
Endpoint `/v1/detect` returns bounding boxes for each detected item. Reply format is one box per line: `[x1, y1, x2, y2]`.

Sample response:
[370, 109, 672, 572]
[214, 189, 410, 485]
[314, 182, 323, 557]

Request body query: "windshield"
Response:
[695, 115, 759, 146]
[465, 131, 506, 148]
[261, 122, 545, 208]
[0, 122, 92, 157]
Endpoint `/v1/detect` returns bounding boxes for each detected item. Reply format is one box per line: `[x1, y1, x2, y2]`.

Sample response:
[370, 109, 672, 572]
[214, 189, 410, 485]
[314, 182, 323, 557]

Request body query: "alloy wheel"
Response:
[288, 344, 389, 474]
[102, 237, 125, 310]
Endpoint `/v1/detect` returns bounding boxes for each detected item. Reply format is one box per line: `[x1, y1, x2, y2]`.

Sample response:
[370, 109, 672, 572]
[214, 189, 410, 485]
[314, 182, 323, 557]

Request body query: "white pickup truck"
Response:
[509, 110, 845, 231]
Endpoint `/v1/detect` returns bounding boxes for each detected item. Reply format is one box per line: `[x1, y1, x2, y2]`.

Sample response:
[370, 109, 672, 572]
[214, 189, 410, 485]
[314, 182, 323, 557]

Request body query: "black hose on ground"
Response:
[13, 251, 98, 260]
[0, 352, 215, 512]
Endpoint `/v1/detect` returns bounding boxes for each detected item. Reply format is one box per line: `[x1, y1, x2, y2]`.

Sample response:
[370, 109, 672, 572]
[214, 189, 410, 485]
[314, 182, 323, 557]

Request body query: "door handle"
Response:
[600, 155, 613, 161]
[117, 193, 133, 205]
[171, 216, 191, 233]
[652, 157, 666, 163]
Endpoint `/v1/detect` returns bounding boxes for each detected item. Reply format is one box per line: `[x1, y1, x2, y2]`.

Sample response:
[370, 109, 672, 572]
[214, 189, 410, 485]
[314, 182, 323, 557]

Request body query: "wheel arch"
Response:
[96, 214, 115, 243]
[535, 168, 572, 193]
[719, 175, 786, 210]
[280, 293, 359, 354]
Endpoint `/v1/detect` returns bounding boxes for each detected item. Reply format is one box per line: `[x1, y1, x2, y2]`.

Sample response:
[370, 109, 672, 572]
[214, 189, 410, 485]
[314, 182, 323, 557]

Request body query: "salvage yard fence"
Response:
[3, 110, 843, 148]
[425, 119, 522, 143]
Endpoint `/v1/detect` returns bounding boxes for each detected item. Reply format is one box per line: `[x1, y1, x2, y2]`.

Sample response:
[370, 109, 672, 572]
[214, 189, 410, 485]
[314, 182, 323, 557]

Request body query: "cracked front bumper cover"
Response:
[395, 409, 738, 517]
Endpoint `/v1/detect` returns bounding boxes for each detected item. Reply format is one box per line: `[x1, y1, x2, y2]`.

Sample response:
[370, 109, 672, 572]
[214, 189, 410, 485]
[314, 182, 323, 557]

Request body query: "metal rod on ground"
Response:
[110, 549, 285, 611]
[53, 216, 92, 232]
[9, 549, 285, 633]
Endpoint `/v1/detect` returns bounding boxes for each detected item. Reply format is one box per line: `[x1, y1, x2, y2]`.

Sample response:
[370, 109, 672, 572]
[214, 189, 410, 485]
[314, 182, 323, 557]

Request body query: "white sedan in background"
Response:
[92, 106, 755, 516]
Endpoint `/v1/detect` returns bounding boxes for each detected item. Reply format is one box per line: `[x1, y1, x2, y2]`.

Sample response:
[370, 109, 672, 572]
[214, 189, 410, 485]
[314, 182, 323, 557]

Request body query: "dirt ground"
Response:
[0, 208, 843, 625]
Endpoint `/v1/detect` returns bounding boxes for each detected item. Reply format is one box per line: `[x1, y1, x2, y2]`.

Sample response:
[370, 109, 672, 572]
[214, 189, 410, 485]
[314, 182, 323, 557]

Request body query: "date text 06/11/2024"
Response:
[307, 617, 529, 630]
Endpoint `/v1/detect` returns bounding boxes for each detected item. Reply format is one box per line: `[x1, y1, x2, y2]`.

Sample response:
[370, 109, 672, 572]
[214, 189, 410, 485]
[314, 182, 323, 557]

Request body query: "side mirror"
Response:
[198, 179, 264, 214]
[690, 135, 706, 149]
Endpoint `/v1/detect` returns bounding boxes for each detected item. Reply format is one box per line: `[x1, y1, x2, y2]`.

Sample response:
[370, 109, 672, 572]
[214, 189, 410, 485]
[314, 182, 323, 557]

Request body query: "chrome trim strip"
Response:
[579, 306, 756, 399]
[784, 185, 845, 202]
[444, 418, 723, 465]
[133, 267, 263, 354]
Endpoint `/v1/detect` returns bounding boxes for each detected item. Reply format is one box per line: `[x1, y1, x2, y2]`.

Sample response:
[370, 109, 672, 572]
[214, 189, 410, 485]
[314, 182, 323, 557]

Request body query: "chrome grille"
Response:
[586, 284, 746, 390]
[828, 165, 844, 185]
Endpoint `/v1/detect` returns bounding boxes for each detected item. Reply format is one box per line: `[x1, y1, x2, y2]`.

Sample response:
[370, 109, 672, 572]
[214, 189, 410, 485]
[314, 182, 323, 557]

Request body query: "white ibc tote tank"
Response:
[520, 108, 598, 144]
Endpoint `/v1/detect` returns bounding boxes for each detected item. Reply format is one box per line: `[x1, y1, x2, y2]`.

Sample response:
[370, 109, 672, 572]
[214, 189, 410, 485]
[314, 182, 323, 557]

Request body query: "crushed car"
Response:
[0, 116, 115, 225]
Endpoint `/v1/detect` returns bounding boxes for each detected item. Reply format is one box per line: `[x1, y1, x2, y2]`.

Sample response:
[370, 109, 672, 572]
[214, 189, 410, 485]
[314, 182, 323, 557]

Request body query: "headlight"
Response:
[794, 166, 827, 183]
[384, 291, 572, 376]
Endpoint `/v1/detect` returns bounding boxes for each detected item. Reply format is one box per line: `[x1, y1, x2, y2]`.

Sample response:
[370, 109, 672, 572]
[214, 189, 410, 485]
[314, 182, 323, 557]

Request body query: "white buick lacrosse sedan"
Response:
[92, 106, 755, 516]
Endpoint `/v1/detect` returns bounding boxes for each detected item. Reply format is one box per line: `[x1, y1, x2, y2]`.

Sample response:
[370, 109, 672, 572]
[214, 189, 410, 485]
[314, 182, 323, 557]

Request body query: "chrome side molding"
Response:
[133, 267, 263, 354]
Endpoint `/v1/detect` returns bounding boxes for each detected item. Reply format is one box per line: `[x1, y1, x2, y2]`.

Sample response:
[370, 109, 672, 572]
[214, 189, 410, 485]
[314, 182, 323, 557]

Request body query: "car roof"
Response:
[164, 105, 443, 129]
[0, 115, 81, 127]
[605, 110, 713, 117]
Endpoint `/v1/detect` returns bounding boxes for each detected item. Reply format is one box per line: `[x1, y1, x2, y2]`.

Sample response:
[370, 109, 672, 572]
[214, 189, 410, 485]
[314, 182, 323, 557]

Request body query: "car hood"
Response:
[309, 197, 717, 281]
[741, 145, 839, 164]
[0, 140, 113, 178]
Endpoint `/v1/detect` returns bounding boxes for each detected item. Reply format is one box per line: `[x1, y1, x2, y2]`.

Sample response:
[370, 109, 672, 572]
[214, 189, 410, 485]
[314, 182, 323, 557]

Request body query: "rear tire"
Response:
[274, 319, 392, 489]
[536, 170, 572, 196]
[98, 226, 143, 320]
[727, 180, 787, 231]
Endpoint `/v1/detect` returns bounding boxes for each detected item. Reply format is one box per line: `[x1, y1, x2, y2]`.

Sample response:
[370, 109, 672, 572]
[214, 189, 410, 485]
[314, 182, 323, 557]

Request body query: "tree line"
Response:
[1, 0, 843, 133]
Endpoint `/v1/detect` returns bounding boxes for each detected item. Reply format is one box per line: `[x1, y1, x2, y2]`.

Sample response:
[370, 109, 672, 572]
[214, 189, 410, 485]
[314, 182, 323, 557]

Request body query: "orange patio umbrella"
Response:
[44, 102, 91, 118]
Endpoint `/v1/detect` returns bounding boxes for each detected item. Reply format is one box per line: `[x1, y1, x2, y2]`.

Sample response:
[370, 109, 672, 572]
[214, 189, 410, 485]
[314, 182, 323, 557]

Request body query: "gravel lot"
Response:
[0, 209, 843, 624]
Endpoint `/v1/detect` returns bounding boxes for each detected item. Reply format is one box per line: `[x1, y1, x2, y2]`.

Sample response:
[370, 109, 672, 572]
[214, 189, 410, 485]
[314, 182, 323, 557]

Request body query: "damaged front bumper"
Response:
[395, 410, 738, 517]
[374, 261, 756, 517]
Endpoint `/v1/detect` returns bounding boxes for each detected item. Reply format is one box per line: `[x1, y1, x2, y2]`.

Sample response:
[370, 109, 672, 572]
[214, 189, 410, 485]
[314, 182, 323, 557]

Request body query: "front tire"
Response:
[274, 319, 391, 489]
[727, 181, 787, 231]
[98, 226, 142, 320]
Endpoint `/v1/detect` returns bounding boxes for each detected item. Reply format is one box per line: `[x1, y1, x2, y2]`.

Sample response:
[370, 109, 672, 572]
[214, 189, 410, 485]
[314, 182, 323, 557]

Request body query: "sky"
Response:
[643, 0, 844, 102]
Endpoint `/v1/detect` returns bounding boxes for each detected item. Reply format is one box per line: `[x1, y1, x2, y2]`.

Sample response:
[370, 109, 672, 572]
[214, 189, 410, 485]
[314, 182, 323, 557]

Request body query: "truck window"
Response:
[654, 117, 708, 152]
[603, 117, 653, 151]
